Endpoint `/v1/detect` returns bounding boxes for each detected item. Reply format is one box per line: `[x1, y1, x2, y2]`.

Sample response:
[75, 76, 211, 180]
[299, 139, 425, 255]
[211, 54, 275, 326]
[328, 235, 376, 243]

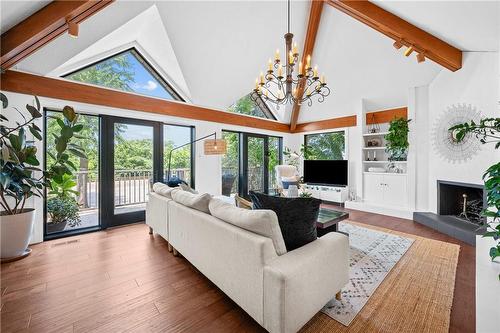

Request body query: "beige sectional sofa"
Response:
[146, 184, 349, 333]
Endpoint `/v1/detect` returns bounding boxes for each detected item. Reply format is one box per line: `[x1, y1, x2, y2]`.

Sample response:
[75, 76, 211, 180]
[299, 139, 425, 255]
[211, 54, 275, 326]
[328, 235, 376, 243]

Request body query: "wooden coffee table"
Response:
[316, 208, 349, 237]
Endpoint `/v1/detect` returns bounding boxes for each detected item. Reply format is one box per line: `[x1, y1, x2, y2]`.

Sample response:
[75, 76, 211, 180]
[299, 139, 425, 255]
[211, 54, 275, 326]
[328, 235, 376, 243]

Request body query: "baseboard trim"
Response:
[345, 201, 413, 219]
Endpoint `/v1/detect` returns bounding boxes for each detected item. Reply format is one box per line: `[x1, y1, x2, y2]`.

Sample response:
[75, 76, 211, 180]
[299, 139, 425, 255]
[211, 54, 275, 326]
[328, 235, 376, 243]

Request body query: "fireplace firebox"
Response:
[413, 180, 487, 246]
[437, 180, 486, 225]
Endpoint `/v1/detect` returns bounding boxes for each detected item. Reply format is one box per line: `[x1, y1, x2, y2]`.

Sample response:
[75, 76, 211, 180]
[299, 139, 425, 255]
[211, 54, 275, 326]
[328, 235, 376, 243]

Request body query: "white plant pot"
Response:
[1, 209, 35, 259]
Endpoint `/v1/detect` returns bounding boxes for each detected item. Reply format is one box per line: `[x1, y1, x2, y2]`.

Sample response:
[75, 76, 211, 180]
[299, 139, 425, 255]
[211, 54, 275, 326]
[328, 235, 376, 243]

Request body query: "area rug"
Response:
[321, 222, 415, 326]
[300, 221, 460, 333]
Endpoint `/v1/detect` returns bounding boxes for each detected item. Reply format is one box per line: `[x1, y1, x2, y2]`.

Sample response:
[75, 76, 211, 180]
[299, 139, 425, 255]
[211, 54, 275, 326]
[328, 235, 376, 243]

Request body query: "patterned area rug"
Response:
[321, 222, 414, 326]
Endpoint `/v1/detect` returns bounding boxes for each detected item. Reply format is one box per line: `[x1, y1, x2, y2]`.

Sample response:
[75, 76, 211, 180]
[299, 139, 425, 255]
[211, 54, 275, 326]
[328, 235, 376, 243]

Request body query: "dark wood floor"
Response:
[0, 208, 474, 333]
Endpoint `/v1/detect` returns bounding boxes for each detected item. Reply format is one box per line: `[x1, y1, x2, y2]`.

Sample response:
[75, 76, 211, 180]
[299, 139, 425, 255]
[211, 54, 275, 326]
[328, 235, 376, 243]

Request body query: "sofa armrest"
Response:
[263, 232, 349, 333]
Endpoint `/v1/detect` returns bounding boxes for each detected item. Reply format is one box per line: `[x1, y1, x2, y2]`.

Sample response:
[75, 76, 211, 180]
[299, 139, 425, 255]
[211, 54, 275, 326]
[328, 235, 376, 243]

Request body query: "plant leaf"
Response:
[0, 93, 8, 109]
[29, 125, 42, 140]
[68, 148, 87, 159]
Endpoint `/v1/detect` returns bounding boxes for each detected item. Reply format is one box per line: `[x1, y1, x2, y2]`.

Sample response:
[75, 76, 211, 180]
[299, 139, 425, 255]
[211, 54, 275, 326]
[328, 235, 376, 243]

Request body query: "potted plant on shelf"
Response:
[0, 93, 86, 260]
[385, 117, 412, 161]
[450, 117, 500, 279]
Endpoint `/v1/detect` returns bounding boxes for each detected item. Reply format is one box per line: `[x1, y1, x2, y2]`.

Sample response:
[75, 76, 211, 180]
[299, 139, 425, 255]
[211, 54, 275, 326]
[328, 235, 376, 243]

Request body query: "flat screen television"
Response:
[303, 160, 348, 186]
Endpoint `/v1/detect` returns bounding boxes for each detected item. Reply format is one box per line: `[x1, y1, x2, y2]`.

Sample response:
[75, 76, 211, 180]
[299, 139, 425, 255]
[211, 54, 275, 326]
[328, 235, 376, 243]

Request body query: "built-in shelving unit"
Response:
[345, 105, 413, 219]
[362, 131, 389, 137]
[362, 146, 386, 150]
[363, 160, 407, 164]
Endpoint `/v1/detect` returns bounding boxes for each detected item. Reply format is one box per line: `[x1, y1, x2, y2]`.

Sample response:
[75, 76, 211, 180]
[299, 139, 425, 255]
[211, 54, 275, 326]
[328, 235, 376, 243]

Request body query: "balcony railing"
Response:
[75, 168, 191, 209]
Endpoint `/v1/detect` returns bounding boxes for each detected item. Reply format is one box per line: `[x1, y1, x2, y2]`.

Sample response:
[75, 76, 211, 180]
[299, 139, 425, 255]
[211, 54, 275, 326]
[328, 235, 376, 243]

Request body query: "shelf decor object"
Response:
[367, 113, 381, 133]
[251, 0, 330, 108]
[432, 103, 482, 163]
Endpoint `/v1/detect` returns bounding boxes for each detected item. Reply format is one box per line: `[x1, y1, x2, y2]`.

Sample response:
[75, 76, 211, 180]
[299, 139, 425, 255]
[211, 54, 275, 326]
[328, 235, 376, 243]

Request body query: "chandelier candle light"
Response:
[253, 0, 330, 108]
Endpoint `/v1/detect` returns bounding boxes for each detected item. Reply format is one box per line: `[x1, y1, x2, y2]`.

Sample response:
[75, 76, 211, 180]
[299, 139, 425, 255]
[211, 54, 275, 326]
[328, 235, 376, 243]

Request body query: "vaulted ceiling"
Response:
[2, 1, 499, 124]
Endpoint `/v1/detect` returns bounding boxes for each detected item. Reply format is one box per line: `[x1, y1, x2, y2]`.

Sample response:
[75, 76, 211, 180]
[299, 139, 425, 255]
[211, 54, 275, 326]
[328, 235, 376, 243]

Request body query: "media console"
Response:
[304, 184, 348, 204]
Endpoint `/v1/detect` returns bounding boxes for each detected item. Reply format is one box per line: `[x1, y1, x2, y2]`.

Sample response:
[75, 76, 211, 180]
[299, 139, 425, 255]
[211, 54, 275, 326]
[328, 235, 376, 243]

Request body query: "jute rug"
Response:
[301, 221, 460, 333]
[322, 222, 415, 325]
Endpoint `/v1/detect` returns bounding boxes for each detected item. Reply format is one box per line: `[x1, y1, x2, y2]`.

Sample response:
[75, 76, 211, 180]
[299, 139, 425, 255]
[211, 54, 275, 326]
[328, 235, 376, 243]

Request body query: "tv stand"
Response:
[303, 184, 348, 204]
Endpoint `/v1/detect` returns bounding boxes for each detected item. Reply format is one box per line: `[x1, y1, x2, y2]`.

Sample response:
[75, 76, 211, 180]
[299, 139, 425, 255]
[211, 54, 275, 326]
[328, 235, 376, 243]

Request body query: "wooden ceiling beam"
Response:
[289, 0, 324, 131]
[326, 0, 462, 71]
[0, 70, 290, 133]
[1, 0, 113, 70]
[292, 115, 357, 133]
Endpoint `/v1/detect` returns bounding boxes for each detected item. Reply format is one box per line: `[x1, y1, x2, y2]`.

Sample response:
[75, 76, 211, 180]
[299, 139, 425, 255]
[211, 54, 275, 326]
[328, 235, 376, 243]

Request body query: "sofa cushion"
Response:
[209, 198, 287, 256]
[249, 191, 321, 251]
[172, 190, 211, 214]
[152, 182, 176, 199]
[179, 183, 198, 194]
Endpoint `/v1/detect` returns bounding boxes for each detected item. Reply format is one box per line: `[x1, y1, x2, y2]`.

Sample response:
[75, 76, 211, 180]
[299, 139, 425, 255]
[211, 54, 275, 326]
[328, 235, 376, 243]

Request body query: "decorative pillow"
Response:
[179, 183, 198, 194]
[166, 176, 187, 188]
[209, 198, 287, 256]
[152, 182, 176, 199]
[172, 190, 212, 214]
[249, 191, 321, 251]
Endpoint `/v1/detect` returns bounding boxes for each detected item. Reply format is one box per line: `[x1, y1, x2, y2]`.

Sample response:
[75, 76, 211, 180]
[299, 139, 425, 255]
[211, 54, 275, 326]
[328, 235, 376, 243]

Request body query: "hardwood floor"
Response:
[1, 209, 474, 333]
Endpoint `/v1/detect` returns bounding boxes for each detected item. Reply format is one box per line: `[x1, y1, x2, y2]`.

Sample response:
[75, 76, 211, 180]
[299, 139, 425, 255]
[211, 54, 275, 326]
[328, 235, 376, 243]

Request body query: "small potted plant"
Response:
[0, 93, 86, 260]
[385, 117, 412, 161]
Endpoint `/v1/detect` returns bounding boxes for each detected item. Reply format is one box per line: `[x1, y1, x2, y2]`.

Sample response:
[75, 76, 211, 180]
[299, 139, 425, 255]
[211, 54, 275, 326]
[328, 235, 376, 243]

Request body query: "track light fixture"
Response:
[416, 52, 426, 63]
[403, 46, 414, 57]
[393, 40, 403, 50]
[67, 19, 79, 38]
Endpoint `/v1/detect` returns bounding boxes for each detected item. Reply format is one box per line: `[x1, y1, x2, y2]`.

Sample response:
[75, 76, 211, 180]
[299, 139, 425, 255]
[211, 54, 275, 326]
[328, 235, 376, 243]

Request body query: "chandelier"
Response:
[252, 0, 330, 108]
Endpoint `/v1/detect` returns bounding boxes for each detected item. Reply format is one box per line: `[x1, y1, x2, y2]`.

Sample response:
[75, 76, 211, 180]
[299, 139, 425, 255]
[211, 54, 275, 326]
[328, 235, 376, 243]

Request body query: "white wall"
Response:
[1, 91, 293, 244]
[419, 52, 499, 213]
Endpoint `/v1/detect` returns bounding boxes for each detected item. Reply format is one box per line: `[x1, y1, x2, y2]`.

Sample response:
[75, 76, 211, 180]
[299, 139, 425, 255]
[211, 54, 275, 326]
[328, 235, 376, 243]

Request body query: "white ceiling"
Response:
[374, 0, 499, 52]
[0, 0, 49, 34]
[3, 0, 499, 124]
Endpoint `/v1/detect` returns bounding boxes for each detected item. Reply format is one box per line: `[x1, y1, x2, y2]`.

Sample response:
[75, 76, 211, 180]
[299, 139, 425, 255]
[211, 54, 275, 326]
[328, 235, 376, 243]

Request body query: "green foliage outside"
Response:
[221, 131, 281, 194]
[228, 95, 267, 118]
[63, 53, 191, 178]
[305, 131, 345, 160]
[66, 54, 134, 91]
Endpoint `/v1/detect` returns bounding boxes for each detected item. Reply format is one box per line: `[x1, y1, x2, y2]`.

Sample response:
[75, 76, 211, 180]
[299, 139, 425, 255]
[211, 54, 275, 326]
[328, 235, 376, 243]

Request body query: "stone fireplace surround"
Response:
[413, 180, 487, 245]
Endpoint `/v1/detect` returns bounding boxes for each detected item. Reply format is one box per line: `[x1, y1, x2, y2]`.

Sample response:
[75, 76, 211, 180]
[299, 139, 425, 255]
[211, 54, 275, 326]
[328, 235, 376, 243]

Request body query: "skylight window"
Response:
[228, 93, 276, 120]
[63, 48, 183, 101]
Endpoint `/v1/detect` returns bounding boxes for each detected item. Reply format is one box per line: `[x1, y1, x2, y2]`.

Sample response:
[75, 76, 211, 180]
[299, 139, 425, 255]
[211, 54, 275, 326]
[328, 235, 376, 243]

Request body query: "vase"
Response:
[1, 209, 35, 260]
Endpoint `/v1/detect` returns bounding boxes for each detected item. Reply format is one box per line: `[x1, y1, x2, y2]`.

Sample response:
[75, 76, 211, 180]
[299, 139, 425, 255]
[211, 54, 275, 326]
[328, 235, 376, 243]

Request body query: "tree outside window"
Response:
[305, 131, 345, 160]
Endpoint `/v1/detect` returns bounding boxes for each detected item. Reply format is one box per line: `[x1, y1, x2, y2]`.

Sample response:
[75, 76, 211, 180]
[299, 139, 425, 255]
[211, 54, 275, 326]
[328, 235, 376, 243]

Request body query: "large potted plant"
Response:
[450, 117, 500, 279]
[385, 117, 412, 161]
[0, 93, 86, 260]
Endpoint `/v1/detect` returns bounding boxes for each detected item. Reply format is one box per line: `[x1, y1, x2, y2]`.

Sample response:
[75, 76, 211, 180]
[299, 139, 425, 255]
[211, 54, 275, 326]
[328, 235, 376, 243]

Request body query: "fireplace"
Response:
[437, 180, 486, 225]
[413, 180, 487, 246]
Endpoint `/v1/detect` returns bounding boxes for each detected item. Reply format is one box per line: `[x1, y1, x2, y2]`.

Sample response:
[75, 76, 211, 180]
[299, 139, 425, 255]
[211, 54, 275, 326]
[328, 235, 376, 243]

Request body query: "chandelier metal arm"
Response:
[253, 0, 330, 109]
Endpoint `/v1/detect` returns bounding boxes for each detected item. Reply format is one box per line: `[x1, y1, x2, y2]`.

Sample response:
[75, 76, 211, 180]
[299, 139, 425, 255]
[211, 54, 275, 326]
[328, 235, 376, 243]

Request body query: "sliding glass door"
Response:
[102, 117, 162, 227]
[45, 111, 195, 239]
[221, 130, 282, 198]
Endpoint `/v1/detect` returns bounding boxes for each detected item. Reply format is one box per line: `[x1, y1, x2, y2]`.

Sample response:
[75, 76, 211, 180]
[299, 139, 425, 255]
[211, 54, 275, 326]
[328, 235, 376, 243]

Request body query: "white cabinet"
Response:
[363, 173, 408, 208]
[304, 185, 348, 204]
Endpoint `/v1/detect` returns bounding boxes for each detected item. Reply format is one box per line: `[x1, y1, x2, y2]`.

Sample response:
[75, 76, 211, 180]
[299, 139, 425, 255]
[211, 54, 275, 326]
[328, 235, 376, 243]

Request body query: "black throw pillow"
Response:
[249, 191, 321, 251]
